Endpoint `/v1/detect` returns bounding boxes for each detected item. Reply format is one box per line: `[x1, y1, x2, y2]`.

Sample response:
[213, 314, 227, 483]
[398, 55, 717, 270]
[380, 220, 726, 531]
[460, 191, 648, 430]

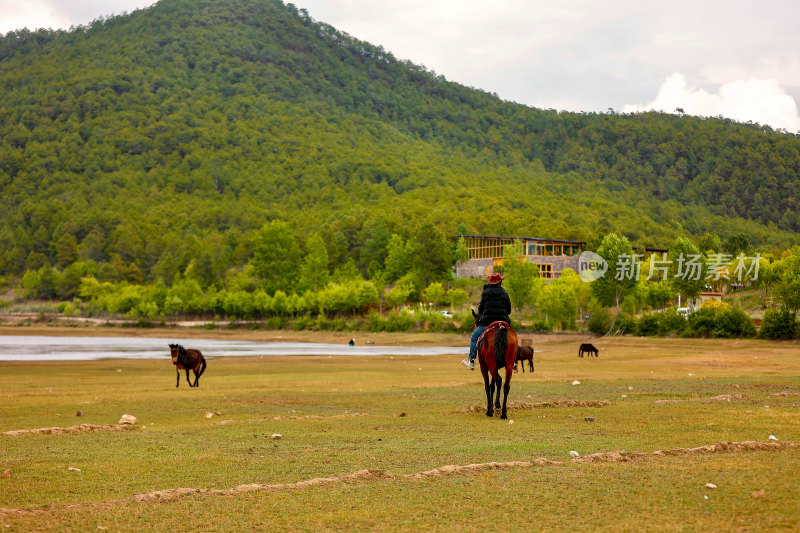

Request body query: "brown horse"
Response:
[472, 310, 518, 419]
[515, 345, 534, 373]
[169, 343, 207, 387]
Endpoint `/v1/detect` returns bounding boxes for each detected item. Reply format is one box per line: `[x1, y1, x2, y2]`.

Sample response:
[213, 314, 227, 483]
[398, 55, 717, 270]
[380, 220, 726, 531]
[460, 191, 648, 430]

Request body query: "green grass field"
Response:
[1, 330, 799, 531]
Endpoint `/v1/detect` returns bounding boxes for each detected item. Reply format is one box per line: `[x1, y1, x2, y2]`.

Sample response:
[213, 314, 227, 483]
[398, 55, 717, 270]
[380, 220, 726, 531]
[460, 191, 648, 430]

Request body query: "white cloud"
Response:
[623, 73, 800, 133]
[0, 0, 156, 34]
[0, 0, 66, 34]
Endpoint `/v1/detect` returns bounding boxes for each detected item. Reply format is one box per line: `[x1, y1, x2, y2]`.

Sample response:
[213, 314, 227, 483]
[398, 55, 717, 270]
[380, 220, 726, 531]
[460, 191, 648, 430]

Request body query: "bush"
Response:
[685, 307, 718, 337]
[686, 306, 755, 338]
[587, 308, 613, 336]
[529, 318, 552, 332]
[759, 308, 797, 340]
[385, 310, 416, 332]
[713, 306, 756, 338]
[57, 301, 76, 317]
[636, 314, 661, 336]
[455, 310, 476, 333]
[658, 307, 688, 336]
[329, 317, 347, 331]
[367, 310, 385, 332]
[613, 315, 636, 335]
[265, 316, 286, 330]
[292, 314, 314, 331]
[437, 318, 459, 333]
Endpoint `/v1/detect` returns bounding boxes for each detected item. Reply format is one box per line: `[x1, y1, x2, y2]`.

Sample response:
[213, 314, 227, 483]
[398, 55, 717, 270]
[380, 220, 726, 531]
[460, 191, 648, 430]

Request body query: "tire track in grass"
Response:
[1, 441, 796, 516]
[572, 440, 799, 463]
[212, 412, 368, 426]
[2, 424, 140, 436]
[451, 399, 613, 414]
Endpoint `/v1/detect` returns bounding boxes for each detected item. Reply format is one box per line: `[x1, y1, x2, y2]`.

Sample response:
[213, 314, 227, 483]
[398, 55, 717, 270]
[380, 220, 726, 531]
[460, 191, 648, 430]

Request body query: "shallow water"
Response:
[0, 335, 466, 361]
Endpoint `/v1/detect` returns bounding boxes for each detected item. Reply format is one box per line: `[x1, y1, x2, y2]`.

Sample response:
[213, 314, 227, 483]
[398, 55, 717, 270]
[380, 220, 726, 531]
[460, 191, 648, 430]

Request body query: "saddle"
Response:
[476, 321, 510, 352]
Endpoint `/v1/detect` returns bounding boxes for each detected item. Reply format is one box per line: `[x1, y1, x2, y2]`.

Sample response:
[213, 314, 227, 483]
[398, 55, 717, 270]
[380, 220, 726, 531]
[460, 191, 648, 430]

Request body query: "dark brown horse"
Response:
[472, 310, 518, 419]
[578, 343, 599, 358]
[169, 343, 207, 387]
[515, 345, 534, 373]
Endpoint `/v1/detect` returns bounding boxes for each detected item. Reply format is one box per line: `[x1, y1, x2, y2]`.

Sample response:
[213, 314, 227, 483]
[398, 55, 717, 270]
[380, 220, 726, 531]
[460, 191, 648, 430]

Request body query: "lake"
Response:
[0, 335, 467, 361]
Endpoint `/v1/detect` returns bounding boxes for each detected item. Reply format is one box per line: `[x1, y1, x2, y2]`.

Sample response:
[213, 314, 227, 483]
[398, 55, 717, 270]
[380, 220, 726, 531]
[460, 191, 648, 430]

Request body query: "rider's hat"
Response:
[487, 273, 505, 285]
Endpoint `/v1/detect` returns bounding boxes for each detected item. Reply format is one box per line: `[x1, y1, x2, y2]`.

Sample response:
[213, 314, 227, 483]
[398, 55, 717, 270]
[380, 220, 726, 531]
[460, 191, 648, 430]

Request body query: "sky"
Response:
[2, 0, 799, 133]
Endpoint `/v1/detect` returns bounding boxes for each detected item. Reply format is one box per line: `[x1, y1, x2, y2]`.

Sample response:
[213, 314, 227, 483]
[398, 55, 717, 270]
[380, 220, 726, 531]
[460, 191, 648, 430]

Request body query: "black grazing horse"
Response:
[578, 343, 599, 358]
[169, 344, 207, 387]
[515, 345, 534, 373]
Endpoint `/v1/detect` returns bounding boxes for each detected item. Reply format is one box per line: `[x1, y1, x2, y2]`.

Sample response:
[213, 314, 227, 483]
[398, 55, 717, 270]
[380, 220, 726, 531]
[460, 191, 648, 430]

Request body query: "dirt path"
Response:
[2, 424, 140, 436]
[1, 440, 795, 516]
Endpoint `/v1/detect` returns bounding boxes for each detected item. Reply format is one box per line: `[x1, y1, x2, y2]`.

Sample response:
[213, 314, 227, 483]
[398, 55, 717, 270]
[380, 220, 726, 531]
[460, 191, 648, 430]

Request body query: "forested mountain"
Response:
[2, 0, 800, 286]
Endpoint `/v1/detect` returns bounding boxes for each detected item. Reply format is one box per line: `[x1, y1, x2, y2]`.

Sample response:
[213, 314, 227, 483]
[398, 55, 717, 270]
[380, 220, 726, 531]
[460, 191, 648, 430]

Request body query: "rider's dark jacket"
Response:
[476, 283, 511, 327]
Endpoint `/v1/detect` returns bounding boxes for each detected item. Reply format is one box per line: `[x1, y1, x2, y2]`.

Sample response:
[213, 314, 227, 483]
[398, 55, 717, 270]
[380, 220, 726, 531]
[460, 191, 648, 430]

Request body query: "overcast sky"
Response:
[2, 0, 799, 133]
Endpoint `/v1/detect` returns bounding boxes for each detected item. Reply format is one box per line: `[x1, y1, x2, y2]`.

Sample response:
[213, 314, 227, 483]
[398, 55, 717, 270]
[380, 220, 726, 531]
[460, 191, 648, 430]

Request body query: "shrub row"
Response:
[591, 306, 757, 338]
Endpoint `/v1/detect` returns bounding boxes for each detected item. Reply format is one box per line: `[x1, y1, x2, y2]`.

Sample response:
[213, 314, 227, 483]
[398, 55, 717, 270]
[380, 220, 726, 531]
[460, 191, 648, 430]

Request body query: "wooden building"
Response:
[455, 234, 586, 280]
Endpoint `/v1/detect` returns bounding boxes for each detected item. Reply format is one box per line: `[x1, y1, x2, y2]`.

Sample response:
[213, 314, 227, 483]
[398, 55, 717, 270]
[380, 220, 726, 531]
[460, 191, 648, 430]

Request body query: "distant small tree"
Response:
[669, 237, 706, 304]
[407, 222, 452, 285]
[446, 288, 469, 310]
[250, 221, 302, 295]
[538, 277, 577, 330]
[759, 308, 797, 339]
[502, 241, 542, 314]
[644, 281, 675, 310]
[558, 268, 590, 319]
[55, 233, 78, 268]
[421, 282, 446, 306]
[299, 233, 330, 292]
[591, 233, 636, 314]
[385, 278, 414, 309]
[774, 248, 800, 313]
[723, 232, 750, 255]
[383, 234, 411, 282]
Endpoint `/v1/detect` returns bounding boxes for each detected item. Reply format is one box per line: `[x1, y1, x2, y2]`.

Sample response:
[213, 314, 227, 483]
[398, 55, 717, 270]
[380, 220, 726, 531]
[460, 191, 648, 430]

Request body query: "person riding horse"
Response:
[463, 272, 512, 370]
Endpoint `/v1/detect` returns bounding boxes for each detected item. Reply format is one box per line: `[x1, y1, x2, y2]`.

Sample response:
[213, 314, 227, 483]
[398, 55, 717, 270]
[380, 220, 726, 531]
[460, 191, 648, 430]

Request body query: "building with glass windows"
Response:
[455, 234, 586, 280]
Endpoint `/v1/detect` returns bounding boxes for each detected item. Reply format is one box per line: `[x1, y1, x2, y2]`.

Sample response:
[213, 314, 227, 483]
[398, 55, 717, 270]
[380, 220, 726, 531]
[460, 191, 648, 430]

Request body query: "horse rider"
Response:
[462, 272, 512, 370]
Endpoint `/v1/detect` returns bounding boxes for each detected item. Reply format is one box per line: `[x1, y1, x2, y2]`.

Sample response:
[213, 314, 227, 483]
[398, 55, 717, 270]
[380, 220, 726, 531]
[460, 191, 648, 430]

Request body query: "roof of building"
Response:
[455, 234, 586, 245]
[635, 246, 670, 253]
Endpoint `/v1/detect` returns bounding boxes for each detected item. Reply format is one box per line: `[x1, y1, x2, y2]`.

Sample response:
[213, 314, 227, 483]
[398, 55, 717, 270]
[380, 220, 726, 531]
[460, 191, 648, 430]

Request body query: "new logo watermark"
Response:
[578, 251, 608, 282]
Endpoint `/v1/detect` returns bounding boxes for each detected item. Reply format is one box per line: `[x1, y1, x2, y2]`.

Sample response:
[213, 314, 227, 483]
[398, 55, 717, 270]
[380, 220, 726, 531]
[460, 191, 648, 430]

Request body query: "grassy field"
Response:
[1, 328, 799, 531]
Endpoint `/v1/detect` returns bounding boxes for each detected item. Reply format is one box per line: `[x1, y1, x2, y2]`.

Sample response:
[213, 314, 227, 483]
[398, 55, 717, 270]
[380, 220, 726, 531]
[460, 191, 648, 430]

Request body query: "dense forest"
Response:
[2, 0, 800, 294]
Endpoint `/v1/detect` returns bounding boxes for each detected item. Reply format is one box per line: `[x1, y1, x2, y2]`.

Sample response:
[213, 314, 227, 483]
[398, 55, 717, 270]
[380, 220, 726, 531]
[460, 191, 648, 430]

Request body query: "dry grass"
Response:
[1, 327, 799, 531]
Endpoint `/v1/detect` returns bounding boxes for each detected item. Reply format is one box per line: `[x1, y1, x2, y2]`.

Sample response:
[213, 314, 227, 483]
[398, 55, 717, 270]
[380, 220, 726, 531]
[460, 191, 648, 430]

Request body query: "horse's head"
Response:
[169, 344, 181, 365]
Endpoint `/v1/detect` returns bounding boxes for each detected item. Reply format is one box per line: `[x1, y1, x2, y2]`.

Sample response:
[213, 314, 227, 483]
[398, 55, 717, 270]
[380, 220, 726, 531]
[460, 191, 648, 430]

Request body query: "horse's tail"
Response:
[197, 356, 206, 378]
[494, 326, 508, 370]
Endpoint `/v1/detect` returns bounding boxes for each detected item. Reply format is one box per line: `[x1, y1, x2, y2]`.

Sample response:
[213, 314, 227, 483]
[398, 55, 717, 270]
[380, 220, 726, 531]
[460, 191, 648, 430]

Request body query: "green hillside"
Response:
[1, 0, 799, 285]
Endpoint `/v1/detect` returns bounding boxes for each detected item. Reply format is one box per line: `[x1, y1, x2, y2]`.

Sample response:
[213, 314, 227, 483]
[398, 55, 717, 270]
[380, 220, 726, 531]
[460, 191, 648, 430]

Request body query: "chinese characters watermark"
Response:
[578, 252, 760, 282]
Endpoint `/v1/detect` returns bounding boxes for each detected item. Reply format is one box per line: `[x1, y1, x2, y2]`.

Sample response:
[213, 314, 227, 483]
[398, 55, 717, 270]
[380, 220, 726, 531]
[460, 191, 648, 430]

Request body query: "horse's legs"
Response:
[493, 373, 502, 409]
[176, 369, 180, 388]
[500, 365, 513, 419]
[482, 368, 493, 417]
[529, 359, 534, 372]
[195, 359, 206, 386]
[185, 369, 193, 387]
